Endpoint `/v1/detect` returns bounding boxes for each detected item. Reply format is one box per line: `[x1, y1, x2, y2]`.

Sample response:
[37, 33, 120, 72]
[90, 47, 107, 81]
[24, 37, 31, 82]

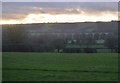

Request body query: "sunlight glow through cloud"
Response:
[0, 20, 21, 25]
[1, 11, 118, 25]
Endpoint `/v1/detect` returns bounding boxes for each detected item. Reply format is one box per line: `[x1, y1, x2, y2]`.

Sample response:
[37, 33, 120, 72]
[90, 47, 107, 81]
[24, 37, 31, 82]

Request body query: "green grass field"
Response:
[2, 52, 118, 81]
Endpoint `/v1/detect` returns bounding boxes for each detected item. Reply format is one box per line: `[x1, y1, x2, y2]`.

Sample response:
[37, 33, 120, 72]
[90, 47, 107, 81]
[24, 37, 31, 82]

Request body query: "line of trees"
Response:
[2, 25, 118, 53]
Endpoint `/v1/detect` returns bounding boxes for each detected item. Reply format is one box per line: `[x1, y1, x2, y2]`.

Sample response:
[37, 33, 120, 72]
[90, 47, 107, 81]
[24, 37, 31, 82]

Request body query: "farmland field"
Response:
[2, 52, 118, 81]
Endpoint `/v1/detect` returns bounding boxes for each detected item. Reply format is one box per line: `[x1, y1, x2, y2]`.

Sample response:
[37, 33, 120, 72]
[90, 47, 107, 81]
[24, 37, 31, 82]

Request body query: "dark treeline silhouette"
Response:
[2, 21, 118, 53]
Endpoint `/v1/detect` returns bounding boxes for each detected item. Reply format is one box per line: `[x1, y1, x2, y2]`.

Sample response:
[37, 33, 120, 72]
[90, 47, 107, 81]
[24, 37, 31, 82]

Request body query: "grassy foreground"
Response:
[2, 52, 118, 81]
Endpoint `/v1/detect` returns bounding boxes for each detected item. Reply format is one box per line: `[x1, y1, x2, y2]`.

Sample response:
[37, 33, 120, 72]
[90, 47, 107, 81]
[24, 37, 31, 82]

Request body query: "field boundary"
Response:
[3, 68, 118, 74]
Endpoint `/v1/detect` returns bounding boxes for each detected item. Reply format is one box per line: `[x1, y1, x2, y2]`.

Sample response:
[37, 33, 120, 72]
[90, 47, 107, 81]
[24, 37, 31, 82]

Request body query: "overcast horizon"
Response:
[1, 2, 118, 24]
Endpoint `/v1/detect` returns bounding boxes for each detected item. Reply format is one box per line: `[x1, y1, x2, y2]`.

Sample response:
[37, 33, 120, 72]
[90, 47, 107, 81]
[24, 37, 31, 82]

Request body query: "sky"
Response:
[0, 1, 119, 24]
[1, 0, 120, 2]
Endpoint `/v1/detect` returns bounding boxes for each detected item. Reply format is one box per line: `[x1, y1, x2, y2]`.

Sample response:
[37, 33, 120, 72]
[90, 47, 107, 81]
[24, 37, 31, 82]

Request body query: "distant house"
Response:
[96, 39, 105, 44]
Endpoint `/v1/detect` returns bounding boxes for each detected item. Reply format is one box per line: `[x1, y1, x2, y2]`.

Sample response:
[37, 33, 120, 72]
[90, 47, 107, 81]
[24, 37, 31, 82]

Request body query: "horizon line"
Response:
[1, 20, 119, 25]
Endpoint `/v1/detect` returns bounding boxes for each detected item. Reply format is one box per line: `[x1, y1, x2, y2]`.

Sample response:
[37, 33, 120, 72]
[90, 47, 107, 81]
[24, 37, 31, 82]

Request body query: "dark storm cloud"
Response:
[2, 2, 118, 19]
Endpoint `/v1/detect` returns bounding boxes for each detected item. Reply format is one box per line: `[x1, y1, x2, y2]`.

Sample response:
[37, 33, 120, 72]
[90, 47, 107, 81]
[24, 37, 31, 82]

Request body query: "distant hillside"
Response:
[2, 21, 118, 33]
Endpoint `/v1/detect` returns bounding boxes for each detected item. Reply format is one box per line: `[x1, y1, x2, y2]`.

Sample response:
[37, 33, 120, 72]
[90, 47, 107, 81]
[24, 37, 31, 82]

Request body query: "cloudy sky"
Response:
[1, 2, 118, 24]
